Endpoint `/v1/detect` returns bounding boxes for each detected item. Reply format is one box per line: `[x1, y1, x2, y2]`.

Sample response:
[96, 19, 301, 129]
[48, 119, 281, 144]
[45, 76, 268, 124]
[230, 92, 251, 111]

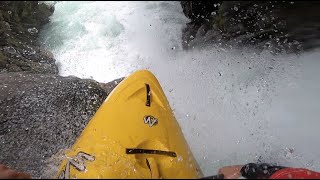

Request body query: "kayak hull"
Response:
[56, 70, 202, 179]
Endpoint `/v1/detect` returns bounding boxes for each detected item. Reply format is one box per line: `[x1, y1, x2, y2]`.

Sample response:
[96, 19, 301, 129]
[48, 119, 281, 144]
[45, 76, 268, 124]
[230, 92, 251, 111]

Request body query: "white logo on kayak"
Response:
[58, 152, 95, 179]
[144, 115, 158, 127]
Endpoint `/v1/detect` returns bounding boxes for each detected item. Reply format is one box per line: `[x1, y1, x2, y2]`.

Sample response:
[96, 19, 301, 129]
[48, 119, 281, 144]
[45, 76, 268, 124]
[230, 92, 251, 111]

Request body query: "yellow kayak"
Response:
[56, 70, 203, 179]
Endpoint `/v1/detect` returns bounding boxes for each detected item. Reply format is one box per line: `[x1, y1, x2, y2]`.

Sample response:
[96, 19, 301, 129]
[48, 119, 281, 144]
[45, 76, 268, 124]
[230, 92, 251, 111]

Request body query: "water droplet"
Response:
[4, 46, 16, 54]
[28, 27, 39, 34]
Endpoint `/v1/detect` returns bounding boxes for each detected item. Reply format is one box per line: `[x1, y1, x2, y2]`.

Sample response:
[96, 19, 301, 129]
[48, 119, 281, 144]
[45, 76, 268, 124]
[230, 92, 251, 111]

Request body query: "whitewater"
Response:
[40, 1, 320, 176]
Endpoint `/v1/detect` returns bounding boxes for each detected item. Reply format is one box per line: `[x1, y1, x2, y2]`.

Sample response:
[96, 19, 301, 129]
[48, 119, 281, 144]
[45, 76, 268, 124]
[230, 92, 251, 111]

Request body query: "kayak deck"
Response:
[56, 70, 203, 179]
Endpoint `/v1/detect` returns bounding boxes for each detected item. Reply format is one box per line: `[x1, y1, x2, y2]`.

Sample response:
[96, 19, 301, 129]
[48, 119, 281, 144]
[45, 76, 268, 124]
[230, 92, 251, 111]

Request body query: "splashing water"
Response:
[40, 1, 320, 176]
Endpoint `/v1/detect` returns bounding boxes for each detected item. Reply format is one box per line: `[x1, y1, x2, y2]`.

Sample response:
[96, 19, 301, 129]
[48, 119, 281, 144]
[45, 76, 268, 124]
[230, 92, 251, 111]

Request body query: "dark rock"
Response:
[0, 1, 58, 74]
[181, 1, 222, 23]
[182, 21, 202, 49]
[181, 1, 320, 53]
[99, 77, 125, 95]
[0, 72, 121, 178]
[181, 1, 222, 49]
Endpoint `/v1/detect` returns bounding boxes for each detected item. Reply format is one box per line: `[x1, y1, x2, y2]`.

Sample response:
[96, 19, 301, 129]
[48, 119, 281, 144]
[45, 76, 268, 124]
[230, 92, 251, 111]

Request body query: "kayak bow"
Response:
[56, 70, 203, 179]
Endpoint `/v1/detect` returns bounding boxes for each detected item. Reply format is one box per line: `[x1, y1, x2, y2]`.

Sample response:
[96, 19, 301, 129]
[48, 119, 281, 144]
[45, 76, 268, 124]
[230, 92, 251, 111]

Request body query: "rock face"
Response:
[181, 1, 320, 53]
[181, 1, 222, 23]
[0, 1, 57, 73]
[0, 72, 122, 178]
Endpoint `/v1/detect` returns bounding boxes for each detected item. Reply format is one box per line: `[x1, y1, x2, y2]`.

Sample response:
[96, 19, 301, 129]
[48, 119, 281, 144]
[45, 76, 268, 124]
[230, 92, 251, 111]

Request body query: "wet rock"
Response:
[181, 1, 320, 53]
[0, 72, 121, 178]
[180, 1, 222, 23]
[0, 1, 58, 74]
[99, 77, 125, 95]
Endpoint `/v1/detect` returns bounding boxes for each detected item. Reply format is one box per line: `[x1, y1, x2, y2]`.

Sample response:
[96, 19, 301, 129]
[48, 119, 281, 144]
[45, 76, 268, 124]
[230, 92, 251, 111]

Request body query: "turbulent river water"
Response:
[40, 1, 320, 176]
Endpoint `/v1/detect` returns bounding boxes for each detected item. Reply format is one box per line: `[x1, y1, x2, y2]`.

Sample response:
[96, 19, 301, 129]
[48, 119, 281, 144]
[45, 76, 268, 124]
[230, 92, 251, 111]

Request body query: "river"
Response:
[40, 1, 320, 176]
